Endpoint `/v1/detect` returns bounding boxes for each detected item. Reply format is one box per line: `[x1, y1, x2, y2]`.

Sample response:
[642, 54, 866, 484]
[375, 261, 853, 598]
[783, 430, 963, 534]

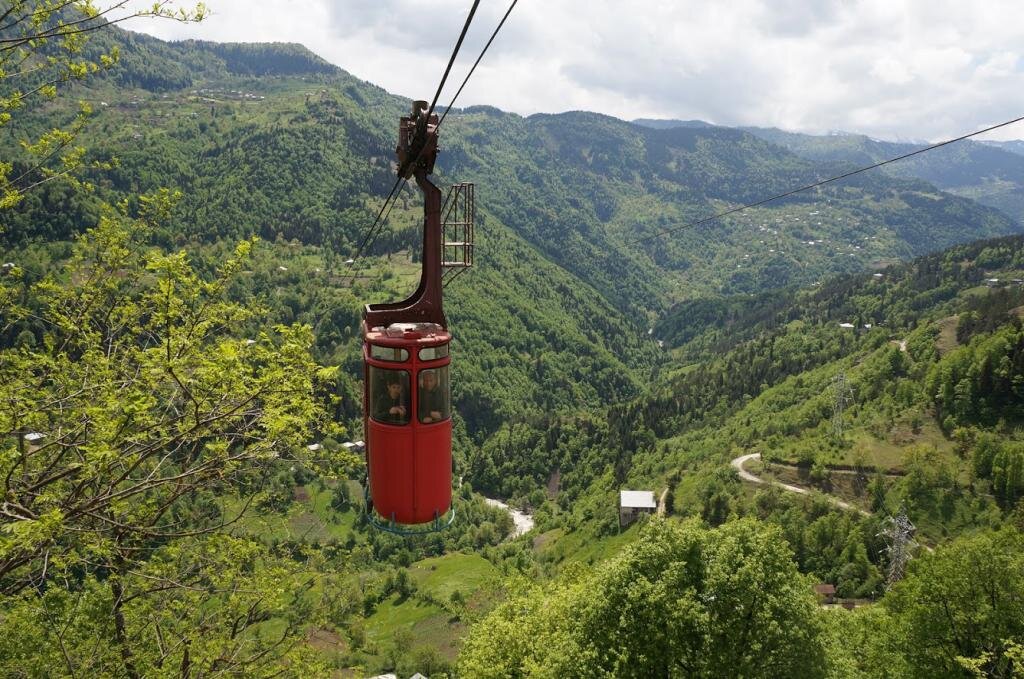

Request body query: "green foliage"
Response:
[927, 322, 1024, 428]
[0, 534, 334, 677]
[0, 197, 354, 675]
[458, 518, 826, 678]
[3, 19, 1024, 674]
[0, 1, 205, 210]
[883, 529, 1024, 678]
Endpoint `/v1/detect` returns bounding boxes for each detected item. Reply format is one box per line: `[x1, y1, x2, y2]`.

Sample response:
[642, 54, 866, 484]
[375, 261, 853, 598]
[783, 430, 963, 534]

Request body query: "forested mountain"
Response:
[3, 14, 1024, 676]
[459, 231, 1024, 677]
[984, 139, 1024, 157]
[472, 231, 1024, 515]
[5, 27, 1021, 310]
[6, 20, 1016, 453]
[743, 126, 1024, 224]
[633, 117, 1024, 228]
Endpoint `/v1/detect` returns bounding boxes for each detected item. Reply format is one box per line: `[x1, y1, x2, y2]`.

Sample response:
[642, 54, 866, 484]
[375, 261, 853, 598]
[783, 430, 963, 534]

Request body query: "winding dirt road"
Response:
[731, 453, 871, 517]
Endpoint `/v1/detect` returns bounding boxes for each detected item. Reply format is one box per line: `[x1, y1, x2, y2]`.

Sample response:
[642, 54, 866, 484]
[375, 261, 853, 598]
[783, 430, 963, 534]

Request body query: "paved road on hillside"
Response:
[731, 453, 871, 517]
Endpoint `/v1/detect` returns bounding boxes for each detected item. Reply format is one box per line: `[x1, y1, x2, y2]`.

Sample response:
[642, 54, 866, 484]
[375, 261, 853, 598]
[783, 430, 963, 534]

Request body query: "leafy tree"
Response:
[883, 529, 1024, 678]
[458, 518, 826, 678]
[0, 0, 205, 209]
[0, 534, 335, 677]
[0, 192, 353, 675]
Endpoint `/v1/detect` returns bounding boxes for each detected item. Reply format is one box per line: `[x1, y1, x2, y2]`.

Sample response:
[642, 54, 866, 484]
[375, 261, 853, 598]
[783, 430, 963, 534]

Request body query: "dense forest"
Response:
[1, 5, 1023, 676]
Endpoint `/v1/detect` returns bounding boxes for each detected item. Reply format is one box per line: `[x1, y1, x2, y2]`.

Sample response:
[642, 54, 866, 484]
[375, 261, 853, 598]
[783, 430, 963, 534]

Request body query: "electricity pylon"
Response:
[879, 507, 917, 588]
[831, 372, 855, 439]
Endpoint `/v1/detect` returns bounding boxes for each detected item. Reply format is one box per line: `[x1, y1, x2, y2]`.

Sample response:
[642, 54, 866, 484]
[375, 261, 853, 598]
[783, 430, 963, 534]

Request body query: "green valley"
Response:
[2, 6, 1024, 677]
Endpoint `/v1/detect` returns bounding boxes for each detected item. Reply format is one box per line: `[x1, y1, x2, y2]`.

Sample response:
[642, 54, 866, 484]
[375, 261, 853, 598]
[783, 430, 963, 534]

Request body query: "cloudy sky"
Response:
[127, 0, 1024, 142]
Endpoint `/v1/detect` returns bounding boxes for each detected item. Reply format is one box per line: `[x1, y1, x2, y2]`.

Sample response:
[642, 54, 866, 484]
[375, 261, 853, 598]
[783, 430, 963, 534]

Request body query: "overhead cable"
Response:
[426, 0, 481, 120]
[438, 0, 519, 128]
[347, 176, 407, 270]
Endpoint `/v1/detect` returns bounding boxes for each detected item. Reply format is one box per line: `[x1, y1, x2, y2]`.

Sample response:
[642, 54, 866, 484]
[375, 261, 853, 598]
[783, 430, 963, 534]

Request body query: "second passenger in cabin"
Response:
[418, 369, 446, 423]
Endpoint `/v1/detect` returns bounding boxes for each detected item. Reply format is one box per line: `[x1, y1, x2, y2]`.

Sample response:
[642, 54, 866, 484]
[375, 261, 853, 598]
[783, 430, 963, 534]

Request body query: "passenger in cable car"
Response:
[374, 376, 409, 424]
[418, 368, 448, 423]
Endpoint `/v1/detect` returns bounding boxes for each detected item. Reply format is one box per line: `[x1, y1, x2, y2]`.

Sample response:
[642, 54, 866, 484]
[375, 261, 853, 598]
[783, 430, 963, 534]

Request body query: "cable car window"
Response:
[371, 345, 409, 362]
[418, 344, 449, 361]
[369, 366, 410, 425]
[417, 366, 450, 424]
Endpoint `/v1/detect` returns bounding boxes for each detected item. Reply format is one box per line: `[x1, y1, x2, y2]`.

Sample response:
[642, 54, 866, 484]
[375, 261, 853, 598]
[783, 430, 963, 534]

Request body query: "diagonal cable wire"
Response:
[438, 0, 518, 129]
[357, 177, 408, 267]
[629, 114, 1024, 245]
[426, 0, 481, 121]
[347, 176, 405, 267]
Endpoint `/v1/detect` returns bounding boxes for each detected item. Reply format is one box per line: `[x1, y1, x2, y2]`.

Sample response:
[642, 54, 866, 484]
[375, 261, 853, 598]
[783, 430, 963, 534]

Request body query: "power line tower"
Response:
[879, 507, 917, 588]
[831, 372, 855, 439]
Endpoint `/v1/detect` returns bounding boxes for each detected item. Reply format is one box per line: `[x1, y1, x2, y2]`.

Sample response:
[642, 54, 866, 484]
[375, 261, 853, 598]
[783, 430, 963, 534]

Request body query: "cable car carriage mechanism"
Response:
[362, 101, 474, 534]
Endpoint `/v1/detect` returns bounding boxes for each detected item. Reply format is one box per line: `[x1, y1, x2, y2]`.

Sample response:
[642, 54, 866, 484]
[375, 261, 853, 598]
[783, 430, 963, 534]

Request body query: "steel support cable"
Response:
[347, 0, 481, 281]
[433, 0, 518, 289]
[437, 0, 519, 129]
[348, 175, 406, 267]
[426, 0, 481, 121]
[629, 114, 1024, 245]
[354, 177, 409, 273]
[360, 136, 471, 270]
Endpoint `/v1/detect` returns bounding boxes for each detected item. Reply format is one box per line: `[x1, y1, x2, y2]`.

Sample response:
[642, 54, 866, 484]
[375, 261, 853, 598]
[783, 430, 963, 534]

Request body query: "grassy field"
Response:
[231, 482, 363, 545]
[534, 523, 643, 571]
[409, 553, 498, 602]
[362, 552, 501, 666]
[935, 315, 960, 356]
[841, 416, 954, 471]
[765, 410, 955, 473]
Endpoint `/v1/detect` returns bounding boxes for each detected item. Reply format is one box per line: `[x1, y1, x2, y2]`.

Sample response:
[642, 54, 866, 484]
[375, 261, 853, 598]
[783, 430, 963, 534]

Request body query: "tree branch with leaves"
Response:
[0, 190, 356, 675]
[0, 0, 206, 210]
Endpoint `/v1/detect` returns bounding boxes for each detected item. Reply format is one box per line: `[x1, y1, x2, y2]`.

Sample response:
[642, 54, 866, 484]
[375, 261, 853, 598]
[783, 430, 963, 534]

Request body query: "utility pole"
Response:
[831, 372, 854, 439]
[879, 507, 917, 588]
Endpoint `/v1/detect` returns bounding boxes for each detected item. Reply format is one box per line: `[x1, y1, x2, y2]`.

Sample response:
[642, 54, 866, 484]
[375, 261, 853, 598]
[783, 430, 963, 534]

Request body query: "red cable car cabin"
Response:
[363, 325, 452, 525]
[362, 100, 460, 528]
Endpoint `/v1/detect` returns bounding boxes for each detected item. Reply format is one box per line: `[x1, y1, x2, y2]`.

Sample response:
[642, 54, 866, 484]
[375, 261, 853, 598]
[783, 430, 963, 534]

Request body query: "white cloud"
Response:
[125, 0, 1024, 141]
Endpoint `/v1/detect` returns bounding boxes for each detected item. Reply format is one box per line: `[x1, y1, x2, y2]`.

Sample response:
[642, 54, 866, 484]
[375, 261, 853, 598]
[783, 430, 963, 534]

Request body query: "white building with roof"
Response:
[619, 490, 657, 527]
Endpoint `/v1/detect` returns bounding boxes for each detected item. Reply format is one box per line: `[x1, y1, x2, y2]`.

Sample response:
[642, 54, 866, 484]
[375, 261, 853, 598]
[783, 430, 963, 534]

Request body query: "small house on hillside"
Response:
[813, 583, 837, 605]
[620, 490, 657, 527]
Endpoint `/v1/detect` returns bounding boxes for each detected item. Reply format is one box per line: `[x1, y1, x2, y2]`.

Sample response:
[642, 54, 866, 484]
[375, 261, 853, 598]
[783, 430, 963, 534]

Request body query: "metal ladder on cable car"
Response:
[441, 183, 474, 286]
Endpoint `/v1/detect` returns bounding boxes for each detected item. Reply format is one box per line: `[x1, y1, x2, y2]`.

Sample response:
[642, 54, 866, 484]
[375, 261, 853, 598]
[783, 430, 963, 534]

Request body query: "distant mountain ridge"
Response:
[6, 25, 1022, 313]
[182, 40, 340, 76]
[742, 126, 1024, 225]
[982, 139, 1024, 157]
[631, 118, 715, 130]
[631, 118, 1024, 225]
[80, 26, 340, 91]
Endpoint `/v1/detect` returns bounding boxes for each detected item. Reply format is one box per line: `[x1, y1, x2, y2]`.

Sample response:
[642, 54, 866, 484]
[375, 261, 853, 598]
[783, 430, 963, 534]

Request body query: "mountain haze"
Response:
[744, 126, 1024, 225]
